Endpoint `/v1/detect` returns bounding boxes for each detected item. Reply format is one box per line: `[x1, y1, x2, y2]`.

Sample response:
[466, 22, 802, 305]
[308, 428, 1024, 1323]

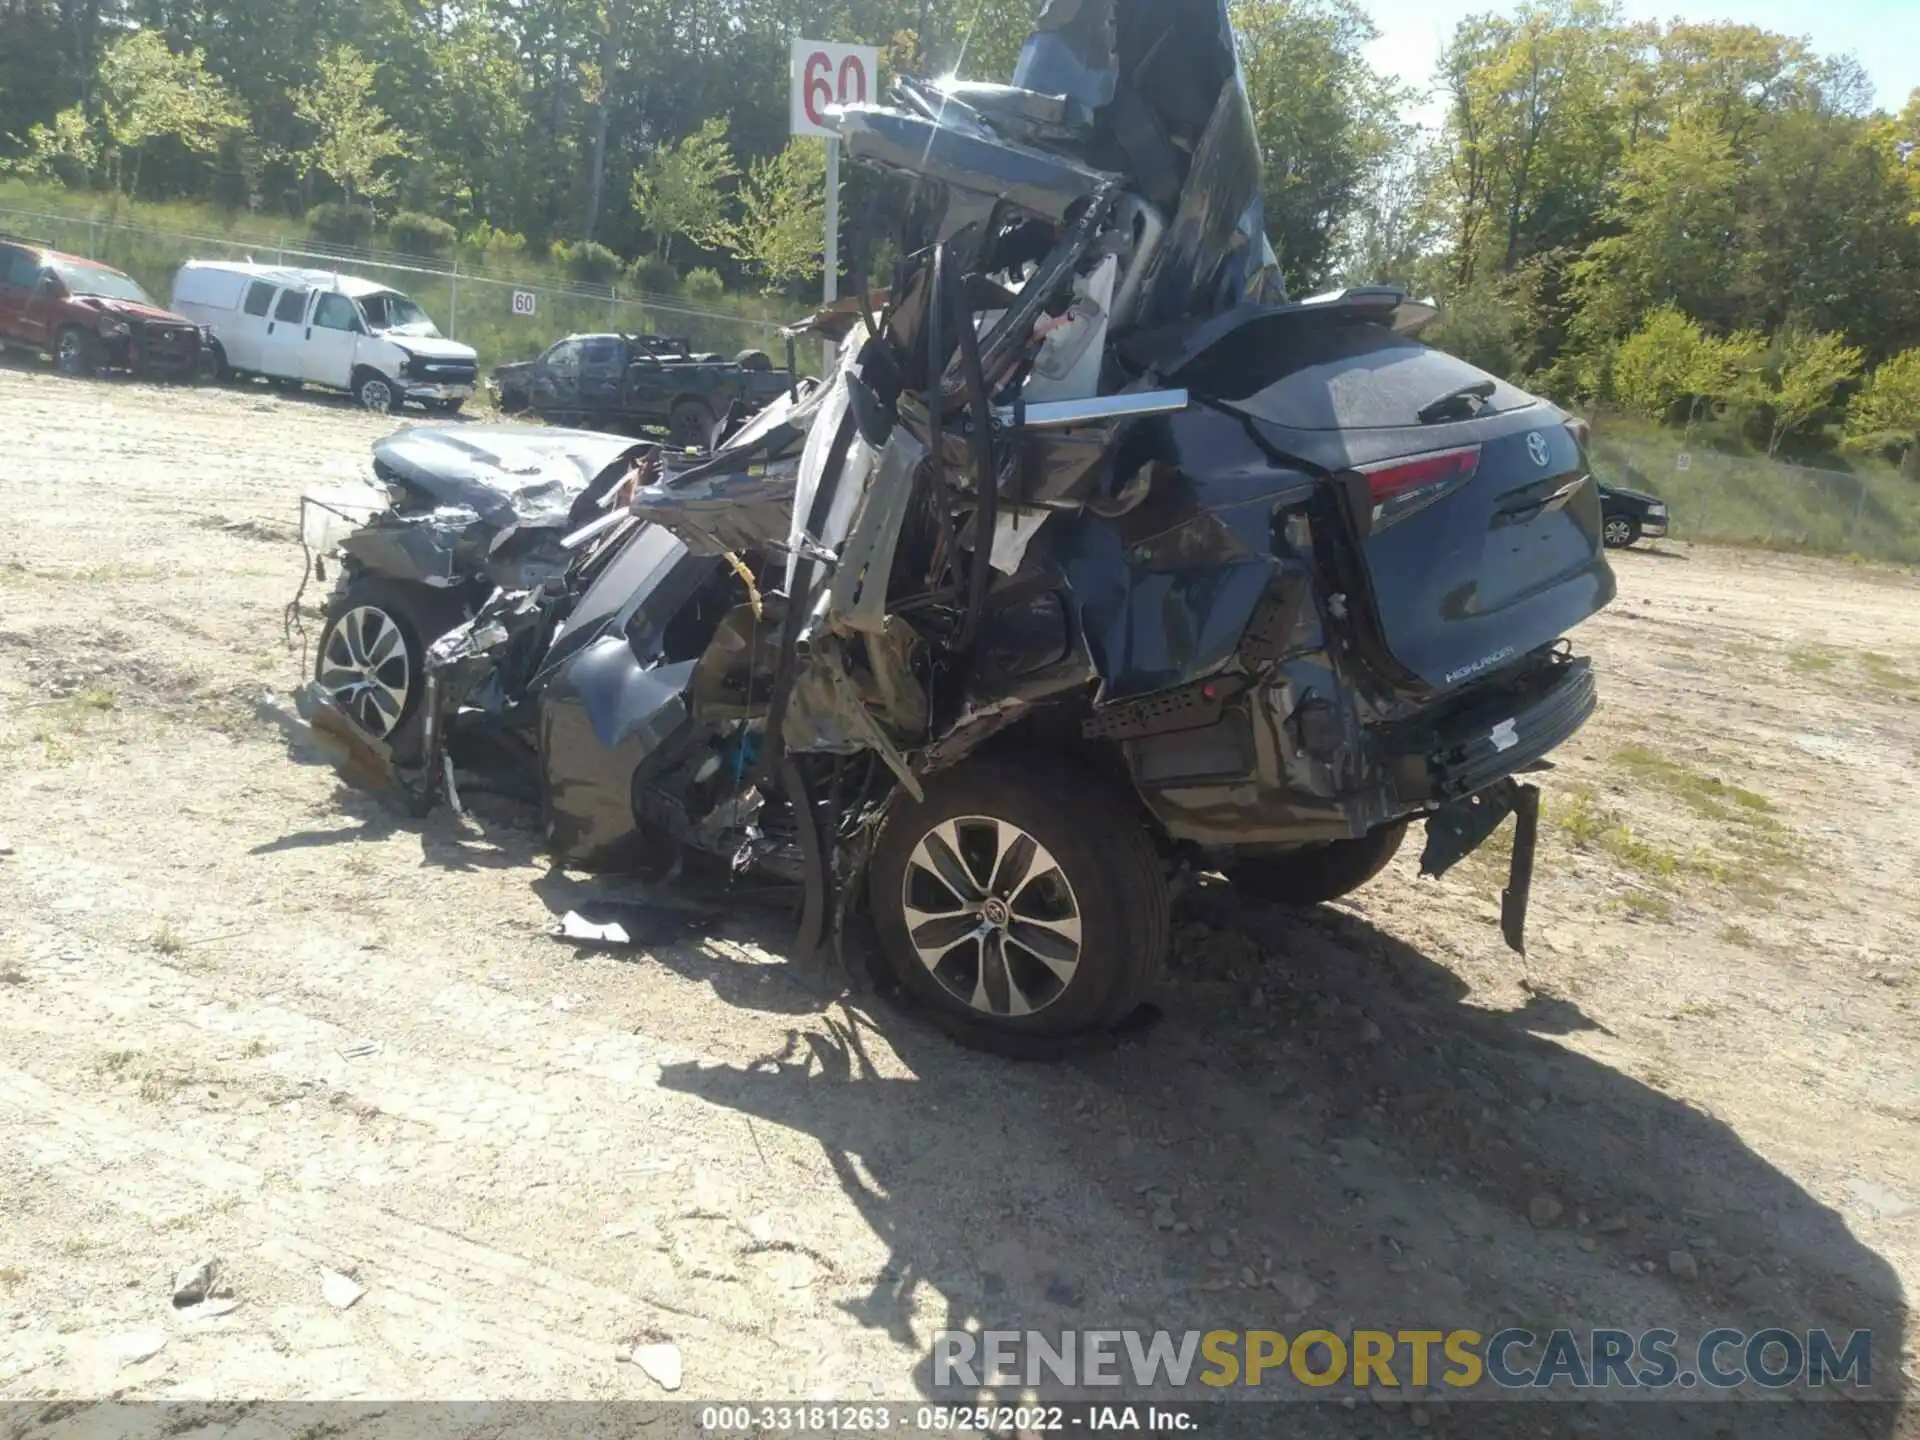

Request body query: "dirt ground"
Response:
[1, 365, 1916, 1436]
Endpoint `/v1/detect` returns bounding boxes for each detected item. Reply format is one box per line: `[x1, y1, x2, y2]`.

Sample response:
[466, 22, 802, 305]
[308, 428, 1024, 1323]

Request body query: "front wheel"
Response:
[55, 326, 103, 378]
[355, 371, 397, 415]
[314, 579, 464, 766]
[1224, 822, 1410, 907]
[1603, 515, 1641, 549]
[869, 759, 1169, 1038]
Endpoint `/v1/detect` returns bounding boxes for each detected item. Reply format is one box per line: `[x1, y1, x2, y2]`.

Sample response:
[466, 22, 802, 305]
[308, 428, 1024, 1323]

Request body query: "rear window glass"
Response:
[243, 281, 275, 317]
[1180, 321, 1534, 431]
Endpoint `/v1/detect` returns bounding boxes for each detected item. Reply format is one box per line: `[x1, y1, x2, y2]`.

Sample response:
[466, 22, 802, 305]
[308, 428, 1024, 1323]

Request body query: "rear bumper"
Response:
[1395, 653, 1598, 804]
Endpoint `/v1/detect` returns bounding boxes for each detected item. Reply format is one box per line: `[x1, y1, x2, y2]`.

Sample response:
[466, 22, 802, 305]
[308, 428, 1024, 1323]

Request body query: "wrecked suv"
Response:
[312, 0, 1615, 1043]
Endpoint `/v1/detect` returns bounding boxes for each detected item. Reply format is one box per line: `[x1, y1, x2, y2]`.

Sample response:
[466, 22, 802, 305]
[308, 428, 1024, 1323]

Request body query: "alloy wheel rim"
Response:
[1605, 518, 1632, 546]
[902, 816, 1084, 1019]
[363, 380, 393, 413]
[58, 333, 83, 370]
[319, 606, 411, 739]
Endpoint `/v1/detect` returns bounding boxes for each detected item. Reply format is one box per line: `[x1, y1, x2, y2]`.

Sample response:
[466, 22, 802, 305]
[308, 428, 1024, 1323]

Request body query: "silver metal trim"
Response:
[996, 389, 1190, 431]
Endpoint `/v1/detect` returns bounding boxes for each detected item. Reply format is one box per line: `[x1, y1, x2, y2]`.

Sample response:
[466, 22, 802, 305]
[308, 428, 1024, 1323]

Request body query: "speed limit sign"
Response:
[791, 40, 878, 139]
[511, 290, 537, 317]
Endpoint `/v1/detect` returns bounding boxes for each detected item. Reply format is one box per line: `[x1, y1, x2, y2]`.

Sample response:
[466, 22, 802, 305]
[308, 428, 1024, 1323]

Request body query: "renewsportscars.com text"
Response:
[933, 1327, 1874, 1395]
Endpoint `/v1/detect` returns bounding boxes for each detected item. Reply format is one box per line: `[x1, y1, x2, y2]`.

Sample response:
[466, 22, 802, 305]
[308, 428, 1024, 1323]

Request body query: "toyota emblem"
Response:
[1527, 432, 1551, 468]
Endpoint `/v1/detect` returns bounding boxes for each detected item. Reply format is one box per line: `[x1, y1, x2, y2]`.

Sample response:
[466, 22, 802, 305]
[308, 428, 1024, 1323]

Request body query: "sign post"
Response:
[792, 39, 878, 370]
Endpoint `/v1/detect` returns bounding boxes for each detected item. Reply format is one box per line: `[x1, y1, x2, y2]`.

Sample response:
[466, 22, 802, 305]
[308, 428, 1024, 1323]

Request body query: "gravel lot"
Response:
[1, 366, 1915, 1436]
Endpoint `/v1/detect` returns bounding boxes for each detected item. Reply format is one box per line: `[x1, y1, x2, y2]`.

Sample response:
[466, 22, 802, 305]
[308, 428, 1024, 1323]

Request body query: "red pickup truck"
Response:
[0, 235, 205, 379]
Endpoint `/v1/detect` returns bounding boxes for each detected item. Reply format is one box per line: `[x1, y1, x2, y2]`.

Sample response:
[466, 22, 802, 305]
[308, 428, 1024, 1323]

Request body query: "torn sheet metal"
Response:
[628, 469, 799, 557]
[338, 507, 479, 589]
[824, 429, 927, 637]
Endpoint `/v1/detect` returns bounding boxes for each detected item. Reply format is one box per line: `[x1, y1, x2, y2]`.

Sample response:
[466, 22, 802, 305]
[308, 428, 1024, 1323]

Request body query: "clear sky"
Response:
[1363, 0, 1920, 125]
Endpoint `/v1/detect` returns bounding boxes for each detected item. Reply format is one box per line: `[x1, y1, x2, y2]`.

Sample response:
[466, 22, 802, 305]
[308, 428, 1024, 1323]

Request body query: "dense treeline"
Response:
[1, 0, 1916, 462]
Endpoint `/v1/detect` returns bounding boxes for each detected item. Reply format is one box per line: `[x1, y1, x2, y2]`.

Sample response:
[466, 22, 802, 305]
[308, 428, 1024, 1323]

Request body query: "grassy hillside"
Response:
[0, 181, 802, 376]
[1588, 414, 1920, 567]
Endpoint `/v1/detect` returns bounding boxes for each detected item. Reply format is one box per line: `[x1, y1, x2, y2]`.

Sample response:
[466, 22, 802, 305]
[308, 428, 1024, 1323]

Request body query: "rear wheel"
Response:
[314, 579, 464, 766]
[55, 326, 102, 378]
[1603, 515, 1641, 549]
[1225, 823, 1410, 907]
[667, 400, 715, 452]
[735, 349, 773, 371]
[870, 759, 1169, 1038]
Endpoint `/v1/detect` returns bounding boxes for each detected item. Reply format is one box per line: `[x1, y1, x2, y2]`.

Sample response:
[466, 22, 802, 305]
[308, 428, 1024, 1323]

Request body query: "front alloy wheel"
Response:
[358, 374, 396, 414]
[319, 605, 412, 740]
[1603, 516, 1639, 549]
[903, 818, 1085, 1020]
[313, 579, 461, 766]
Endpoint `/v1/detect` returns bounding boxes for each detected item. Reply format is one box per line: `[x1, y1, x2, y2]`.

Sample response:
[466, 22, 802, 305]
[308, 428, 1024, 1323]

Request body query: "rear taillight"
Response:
[1358, 445, 1481, 532]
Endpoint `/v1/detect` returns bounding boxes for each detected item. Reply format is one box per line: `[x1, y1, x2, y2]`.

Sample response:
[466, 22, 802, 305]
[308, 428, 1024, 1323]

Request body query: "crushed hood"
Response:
[372, 426, 646, 531]
[381, 334, 478, 363]
[74, 295, 196, 327]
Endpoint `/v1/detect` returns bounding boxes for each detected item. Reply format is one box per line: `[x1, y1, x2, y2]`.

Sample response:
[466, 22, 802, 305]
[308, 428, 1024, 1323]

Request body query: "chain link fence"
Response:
[0, 203, 792, 375]
[1587, 416, 1920, 566]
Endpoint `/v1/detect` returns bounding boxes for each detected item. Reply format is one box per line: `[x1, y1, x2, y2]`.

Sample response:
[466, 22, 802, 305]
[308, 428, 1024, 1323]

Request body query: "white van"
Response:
[171, 261, 479, 415]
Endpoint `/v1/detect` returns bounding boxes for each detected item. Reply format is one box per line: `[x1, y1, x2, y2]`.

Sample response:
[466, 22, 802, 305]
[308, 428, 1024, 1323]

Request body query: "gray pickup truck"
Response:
[488, 332, 794, 449]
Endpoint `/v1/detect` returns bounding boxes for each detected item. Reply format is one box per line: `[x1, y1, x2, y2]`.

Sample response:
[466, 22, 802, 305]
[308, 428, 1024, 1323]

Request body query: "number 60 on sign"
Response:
[791, 40, 878, 138]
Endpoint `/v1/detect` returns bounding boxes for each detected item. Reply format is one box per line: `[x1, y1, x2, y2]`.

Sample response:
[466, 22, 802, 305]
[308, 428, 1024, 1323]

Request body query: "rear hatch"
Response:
[1183, 321, 1616, 696]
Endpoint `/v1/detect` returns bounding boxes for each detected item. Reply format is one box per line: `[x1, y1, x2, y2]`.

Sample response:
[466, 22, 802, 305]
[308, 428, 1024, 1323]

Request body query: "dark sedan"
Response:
[1598, 484, 1671, 549]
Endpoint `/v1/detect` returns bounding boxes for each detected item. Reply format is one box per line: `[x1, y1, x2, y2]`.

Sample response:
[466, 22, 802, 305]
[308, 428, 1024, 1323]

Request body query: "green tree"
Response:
[1566, 114, 1741, 346]
[629, 117, 737, 262]
[293, 44, 408, 207]
[423, 20, 530, 224]
[15, 30, 245, 196]
[1844, 349, 1920, 473]
[1757, 326, 1865, 456]
[1605, 306, 1757, 420]
[722, 138, 826, 290]
[1232, 0, 1411, 293]
[1436, 0, 1637, 287]
[8, 108, 102, 186]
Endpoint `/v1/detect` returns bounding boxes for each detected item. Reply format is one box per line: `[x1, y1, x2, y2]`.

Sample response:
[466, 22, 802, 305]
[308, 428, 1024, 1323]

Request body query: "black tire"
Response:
[55, 325, 103, 378]
[314, 578, 466, 766]
[1225, 822, 1410, 907]
[203, 341, 230, 383]
[734, 349, 773, 372]
[1603, 514, 1641, 549]
[667, 400, 715, 451]
[870, 758, 1170, 1038]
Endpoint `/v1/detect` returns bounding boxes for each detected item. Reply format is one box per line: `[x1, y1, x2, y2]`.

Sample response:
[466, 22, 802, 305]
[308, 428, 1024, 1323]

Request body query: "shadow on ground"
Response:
[252, 769, 1910, 1436]
[652, 884, 1909, 1439]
